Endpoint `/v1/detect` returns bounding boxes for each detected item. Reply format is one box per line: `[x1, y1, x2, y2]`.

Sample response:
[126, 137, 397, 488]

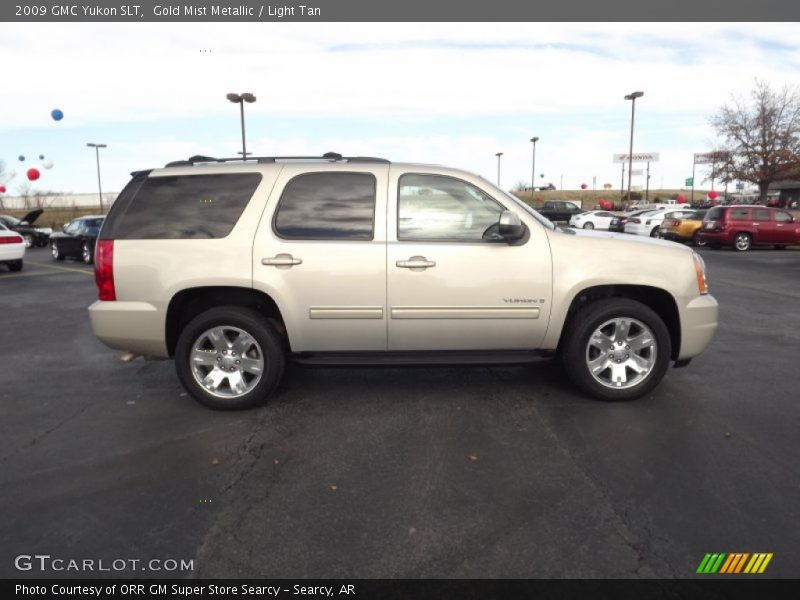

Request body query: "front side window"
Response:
[273, 172, 376, 240]
[398, 174, 505, 241]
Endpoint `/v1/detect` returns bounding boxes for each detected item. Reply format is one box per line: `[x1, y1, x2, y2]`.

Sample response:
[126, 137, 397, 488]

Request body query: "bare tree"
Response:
[710, 80, 800, 201]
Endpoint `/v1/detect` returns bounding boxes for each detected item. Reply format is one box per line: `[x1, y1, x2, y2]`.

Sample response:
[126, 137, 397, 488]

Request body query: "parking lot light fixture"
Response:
[495, 152, 503, 186]
[227, 92, 257, 159]
[624, 91, 644, 202]
[86, 143, 107, 210]
[530, 137, 539, 196]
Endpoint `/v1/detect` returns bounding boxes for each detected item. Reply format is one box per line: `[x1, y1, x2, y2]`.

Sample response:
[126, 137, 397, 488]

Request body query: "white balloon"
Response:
[42, 159, 54, 169]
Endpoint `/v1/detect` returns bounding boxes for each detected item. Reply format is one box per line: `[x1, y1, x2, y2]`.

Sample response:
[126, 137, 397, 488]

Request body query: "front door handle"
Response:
[396, 256, 436, 270]
[262, 253, 302, 268]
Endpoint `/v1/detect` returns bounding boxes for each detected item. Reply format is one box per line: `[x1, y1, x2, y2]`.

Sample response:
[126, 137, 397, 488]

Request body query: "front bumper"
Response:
[88, 300, 169, 357]
[677, 294, 719, 360]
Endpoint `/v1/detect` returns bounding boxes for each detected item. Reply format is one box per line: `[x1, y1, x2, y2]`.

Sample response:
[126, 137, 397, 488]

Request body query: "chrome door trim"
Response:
[390, 306, 539, 319]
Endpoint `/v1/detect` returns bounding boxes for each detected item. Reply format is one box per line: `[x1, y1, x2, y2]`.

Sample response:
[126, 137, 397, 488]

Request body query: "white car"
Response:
[624, 208, 696, 238]
[0, 223, 25, 272]
[569, 210, 616, 230]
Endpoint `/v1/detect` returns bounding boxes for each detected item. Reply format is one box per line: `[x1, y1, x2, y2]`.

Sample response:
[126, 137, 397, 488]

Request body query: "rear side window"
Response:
[273, 172, 376, 240]
[103, 173, 261, 240]
[730, 208, 750, 220]
[753, 208, 770, 221]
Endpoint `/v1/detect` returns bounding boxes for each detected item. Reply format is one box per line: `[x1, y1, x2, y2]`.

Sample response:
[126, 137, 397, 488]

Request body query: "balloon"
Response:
[51, 109, 64, 121]
[580, 183, 588, 190]
[676, 194, 686, 204]
[0, 185, 6, 193]
[42, 159, 54, 169]
[27, 168, 40, 181]
[39, 154, 45, 160]
[708, 190, 718, 200]
[18, 155, 25, 161]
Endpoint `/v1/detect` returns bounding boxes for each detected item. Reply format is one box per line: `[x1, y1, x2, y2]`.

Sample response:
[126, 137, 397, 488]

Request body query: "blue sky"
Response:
[1, 22, 799, 196]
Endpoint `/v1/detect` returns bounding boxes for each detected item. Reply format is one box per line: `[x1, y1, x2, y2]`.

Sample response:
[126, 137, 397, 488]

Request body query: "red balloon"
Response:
[676, 194, 686, 204]
[708, 190, 718, 200]
[0, 185, 6, 193]
[580, 183, 588, 190]
[27, 168, 40, 181]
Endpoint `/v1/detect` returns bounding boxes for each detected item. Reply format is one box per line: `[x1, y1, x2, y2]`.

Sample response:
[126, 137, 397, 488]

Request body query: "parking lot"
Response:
[1, 245, 799, 578]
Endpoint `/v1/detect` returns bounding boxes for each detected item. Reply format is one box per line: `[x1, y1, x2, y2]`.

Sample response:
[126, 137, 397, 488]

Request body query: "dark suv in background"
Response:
[700, 205, 800, 251]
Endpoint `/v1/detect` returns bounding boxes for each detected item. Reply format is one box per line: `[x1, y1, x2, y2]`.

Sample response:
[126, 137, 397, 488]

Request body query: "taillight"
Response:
[94, 240, 116, 301]
[0, 235, 24, 244]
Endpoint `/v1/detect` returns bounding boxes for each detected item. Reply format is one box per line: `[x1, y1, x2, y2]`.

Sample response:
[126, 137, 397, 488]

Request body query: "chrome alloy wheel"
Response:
[190, 326, 264, 399]
[585, 317, 657, 389]
[734, 233, 751, 251]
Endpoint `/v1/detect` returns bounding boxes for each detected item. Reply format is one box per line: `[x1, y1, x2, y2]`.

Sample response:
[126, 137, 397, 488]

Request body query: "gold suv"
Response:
[89, 154, 718, 409]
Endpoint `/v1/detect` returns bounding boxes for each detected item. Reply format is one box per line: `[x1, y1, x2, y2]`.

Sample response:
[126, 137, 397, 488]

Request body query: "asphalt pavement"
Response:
[0, 245, 798, 578]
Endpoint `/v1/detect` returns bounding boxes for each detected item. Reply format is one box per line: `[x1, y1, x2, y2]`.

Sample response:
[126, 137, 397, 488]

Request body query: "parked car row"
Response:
[565, 204, 799, 251]
[0, 209, 52, 248]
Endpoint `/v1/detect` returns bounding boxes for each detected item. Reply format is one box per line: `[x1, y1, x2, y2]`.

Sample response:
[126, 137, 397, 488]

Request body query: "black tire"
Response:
[774, 245, 787, 250]
[51, 241, 65, 261]
[733, 232, 751, 252]
[561, 298, 672, 401]
[650, 226, 660, 238]
[175, 306, 285, 410]
[693, 231, 707, 247]
[81, 241, 94, 264]
[583, 222, 595, 230]
[8, 260, 23, 272]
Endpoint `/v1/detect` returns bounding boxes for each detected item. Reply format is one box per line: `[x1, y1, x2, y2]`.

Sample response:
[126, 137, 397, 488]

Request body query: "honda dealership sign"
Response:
[613, 152, 660, 163]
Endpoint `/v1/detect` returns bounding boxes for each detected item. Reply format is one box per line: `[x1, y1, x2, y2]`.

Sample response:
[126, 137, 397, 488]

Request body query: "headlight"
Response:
[693, 252, 708, 294]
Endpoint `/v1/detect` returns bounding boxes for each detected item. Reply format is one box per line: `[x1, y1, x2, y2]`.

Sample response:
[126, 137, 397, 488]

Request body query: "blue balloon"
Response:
[18, 155, 25, 161]
[51, 109, 64, 121]
[39, 154, 45, 160]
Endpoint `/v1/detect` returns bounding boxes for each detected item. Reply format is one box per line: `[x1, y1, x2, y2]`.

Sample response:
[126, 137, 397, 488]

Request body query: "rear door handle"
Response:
[396, 256, 436, 270]
[262, 253, 302, 267]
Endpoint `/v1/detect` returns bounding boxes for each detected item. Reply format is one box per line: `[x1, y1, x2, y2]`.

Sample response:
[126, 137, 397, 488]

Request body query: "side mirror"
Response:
[498, 210, 525, 241]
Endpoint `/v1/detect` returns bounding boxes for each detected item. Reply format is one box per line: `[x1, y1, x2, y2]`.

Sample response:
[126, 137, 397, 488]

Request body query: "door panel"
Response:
[386, 168, 552, 351]
[252, 164, 389, 352]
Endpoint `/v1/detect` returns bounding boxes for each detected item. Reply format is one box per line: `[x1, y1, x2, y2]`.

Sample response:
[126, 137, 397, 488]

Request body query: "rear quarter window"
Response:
[729, 208, 750, 220]
[102, 172, 261, 240]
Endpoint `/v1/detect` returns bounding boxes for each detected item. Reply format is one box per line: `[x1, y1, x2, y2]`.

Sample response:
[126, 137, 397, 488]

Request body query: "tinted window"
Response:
[398, 174, 504, 241]
[107, 173, 261, 239]
[273, 172, 376, 240]
[81, 218, 104, 229]
[753, 208, 770, 221]
[775, 211, 793, 223]
[730, 208, 750, 220]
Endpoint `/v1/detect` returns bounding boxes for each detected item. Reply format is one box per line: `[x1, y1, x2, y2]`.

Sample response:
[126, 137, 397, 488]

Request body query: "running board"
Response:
[290, 350, 554, 368]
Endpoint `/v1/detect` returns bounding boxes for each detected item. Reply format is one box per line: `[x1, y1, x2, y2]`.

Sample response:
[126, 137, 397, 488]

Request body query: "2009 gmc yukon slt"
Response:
[89, 154, 718, 410]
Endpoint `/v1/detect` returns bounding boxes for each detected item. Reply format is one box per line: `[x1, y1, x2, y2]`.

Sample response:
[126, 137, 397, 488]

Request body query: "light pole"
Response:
[495, 152, 503, 186]
[530, 137, 539, 196]
[226, 92, 256, 158]
[86, 143, 107, 210]
[624, 90, 644, 202]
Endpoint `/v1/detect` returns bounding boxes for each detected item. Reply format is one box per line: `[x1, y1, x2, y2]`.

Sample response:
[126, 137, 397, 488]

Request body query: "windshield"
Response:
[1, 215, 21, 226]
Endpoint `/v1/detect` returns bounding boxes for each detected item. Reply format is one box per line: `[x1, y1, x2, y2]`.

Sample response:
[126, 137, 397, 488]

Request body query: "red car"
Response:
[700, 205, 800, 251]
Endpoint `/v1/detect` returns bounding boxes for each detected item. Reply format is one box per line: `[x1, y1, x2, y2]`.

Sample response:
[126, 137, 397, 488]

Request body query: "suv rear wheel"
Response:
[561, 298, 671, 401]
[733, 232, 751, 252]
[175, 307, 285, 410]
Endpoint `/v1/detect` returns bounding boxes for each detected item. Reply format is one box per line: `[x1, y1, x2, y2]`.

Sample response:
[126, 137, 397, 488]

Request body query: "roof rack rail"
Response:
[164, 152, 390, 168]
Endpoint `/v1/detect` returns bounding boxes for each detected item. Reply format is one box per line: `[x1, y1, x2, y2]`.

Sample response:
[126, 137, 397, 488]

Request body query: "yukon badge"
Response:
[503, 298, 544, 304]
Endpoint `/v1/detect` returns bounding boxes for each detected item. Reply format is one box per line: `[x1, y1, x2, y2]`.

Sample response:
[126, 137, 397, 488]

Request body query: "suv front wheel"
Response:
[561, 298, 671, 401]
[175, 307, 285, 410]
